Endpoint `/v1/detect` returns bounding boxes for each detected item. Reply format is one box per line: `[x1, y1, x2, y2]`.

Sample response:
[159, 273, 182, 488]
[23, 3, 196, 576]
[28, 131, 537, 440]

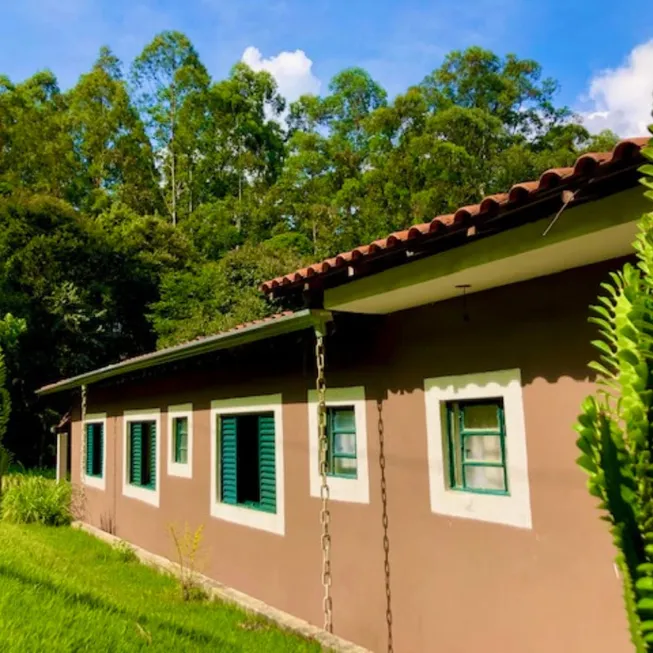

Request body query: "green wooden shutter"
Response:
[220, 416, 237, 505]
[174, 419, 181, 462]
[85, 424, 94, 476]
[97, 423, 104, 478]
[130, 422, 142, 485]
[174, 418, 188, 464]
[149, 423, 156, 489]
[258, 413, 276, 513]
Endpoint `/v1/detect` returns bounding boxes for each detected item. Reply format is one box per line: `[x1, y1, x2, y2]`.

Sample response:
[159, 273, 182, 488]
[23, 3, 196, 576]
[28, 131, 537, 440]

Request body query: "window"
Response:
[446, 399, 507, 494]
[210, 395, 284, 535]
[326, 407, 357, 478]
[219, 413, 276, 513]
[123, 409, 160, 507]
[173, 417, 189, 464]
[128, 421, 156, 489]
[307, 387, 369, 504]
[167, 404, 193, 478]
[85, 423, 104, 478]
[83, 414, 106, 491]
[424, 369, 532, 529]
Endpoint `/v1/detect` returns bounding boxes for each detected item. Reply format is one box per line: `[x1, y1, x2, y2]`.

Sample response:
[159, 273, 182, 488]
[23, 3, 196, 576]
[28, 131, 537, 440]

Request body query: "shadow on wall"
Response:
[345, 256, 635, 394]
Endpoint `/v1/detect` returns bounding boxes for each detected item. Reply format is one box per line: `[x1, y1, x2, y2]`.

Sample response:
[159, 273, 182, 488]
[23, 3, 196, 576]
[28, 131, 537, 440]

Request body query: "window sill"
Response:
[449, 486, 510, 498]
[83, 474, 105, 491]
[168, 461, 192, 479]
[210, 500, 284, 535]
[123, 482, 159, 507]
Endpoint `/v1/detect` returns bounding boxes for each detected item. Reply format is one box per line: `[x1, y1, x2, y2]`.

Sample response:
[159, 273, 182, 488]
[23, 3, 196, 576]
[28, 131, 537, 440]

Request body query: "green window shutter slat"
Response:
[97, 423, 104, 478]
[221, 416, 238, 505]
[149, 423, 157, 488]
[86, 424, 94, 476]
[258, 414, 276, 512]
[130, 422, 142, 485]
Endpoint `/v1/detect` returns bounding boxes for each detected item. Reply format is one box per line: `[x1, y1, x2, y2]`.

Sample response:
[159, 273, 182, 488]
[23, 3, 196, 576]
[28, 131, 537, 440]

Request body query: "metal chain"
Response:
[80, 384, 87, 480]
[377, 399, 393, 653]
[316, 334, 333, 633]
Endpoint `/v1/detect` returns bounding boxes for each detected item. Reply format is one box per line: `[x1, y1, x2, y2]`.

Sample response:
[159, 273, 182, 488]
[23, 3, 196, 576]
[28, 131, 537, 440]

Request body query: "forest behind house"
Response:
[0, 31, 618, 465]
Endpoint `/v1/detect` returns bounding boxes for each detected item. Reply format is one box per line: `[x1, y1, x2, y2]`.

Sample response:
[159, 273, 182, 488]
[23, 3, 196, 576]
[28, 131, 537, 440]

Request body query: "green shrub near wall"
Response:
[1, 474, 71, 526]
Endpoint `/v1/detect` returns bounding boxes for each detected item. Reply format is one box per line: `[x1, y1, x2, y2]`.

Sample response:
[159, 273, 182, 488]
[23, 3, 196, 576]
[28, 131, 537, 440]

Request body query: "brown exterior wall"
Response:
[70, 258, 631, 653]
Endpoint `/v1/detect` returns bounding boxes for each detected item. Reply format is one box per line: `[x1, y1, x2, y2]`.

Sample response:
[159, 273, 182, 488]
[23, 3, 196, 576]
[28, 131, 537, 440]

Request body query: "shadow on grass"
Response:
[0, 561, 242, 651]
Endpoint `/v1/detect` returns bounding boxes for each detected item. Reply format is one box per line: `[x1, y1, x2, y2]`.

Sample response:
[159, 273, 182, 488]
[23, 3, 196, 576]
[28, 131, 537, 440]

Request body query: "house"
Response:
[38, 137, 649, 653]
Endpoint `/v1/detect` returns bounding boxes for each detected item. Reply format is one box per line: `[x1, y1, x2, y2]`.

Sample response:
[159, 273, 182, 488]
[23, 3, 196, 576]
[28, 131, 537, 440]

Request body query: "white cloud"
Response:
[241, 46, 321, 103]
[579, 40, 653, 137]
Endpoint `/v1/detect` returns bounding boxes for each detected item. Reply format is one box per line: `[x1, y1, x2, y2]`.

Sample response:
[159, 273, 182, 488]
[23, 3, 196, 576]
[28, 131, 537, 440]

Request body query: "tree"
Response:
[322, 67, 387, 154]
[67, 47, 160, 214]
[149, 242, 306, 348]
[0, 39, 626, 469]
[575, 133, 653, 651]
[0, 195, 193, 464]
[190, 62, 286, 228]
[420, 46, 570, 140]
[0, 348, 11, 497]
[273, 130, 336, 256]
[0, 313, 24, 493]
[0, 72, 77, 202]
[131, 31, 210, 225]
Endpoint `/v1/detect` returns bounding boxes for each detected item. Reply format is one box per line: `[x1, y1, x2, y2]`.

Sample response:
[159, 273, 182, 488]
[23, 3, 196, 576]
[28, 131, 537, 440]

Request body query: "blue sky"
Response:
[1, 0, 652, 135]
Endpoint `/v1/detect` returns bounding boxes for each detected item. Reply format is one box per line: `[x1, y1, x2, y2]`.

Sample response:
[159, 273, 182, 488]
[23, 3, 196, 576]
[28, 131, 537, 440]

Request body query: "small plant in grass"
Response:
[169, 523, 207, 601]
[114, 540, 137, 563]
[1, 474, 72, 525]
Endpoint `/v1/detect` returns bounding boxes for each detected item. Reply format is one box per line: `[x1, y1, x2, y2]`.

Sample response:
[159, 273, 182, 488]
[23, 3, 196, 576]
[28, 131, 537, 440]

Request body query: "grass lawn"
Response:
[0, 523, 323, 652]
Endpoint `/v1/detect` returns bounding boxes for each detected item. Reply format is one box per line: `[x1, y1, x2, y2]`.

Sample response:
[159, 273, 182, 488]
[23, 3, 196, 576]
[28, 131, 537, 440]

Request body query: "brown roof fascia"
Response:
[37, 309, 332, 396]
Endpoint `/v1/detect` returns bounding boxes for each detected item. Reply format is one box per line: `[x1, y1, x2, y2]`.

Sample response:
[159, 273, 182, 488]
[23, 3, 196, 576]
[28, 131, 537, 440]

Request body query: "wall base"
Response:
[72, 521, 371, 653]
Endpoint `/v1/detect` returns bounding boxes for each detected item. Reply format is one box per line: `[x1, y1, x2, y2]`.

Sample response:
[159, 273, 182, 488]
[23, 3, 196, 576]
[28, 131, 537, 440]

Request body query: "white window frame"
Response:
[122, 409, 161, 508]
[307, 386, 370, 504]
[424, 369, 532, 529]
[83, 413, 107, 491]
[210, 394, 285, 536]
[167, 404, 193, 479]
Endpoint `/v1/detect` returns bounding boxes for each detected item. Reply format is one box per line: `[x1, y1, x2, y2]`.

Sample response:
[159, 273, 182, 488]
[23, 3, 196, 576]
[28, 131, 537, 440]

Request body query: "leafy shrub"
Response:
[7, 464, 56, 479]
[2, 474, 71, 526]
[575, 135, 653, 651]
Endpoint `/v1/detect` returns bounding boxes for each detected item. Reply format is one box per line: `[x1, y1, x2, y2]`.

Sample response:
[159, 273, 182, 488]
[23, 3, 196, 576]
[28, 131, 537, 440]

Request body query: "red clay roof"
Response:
[261, 137, 650, 294]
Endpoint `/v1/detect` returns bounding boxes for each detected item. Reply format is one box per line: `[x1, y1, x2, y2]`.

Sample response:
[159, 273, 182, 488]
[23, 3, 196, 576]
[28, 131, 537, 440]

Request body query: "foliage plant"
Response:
[1, 473, 72, 526]
[576, 134, 653, 651]
[168, 523, 207, 602]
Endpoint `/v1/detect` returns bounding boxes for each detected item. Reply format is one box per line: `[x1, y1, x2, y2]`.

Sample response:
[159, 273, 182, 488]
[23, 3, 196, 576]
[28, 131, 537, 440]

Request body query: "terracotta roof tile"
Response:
[261, 137, 650, 294]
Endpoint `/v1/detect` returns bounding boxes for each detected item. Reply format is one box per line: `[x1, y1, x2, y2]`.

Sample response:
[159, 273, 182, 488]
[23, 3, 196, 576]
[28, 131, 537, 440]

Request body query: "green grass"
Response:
[0, 523, 323, 652]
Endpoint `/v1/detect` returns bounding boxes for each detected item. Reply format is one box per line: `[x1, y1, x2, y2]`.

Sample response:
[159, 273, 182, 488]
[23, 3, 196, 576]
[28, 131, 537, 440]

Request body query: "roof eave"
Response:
[37, 308, 332, 396]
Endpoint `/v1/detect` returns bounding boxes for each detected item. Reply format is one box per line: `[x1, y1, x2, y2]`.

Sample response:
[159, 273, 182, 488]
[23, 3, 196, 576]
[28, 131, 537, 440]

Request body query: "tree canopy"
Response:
[0, 33, 619, 465]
